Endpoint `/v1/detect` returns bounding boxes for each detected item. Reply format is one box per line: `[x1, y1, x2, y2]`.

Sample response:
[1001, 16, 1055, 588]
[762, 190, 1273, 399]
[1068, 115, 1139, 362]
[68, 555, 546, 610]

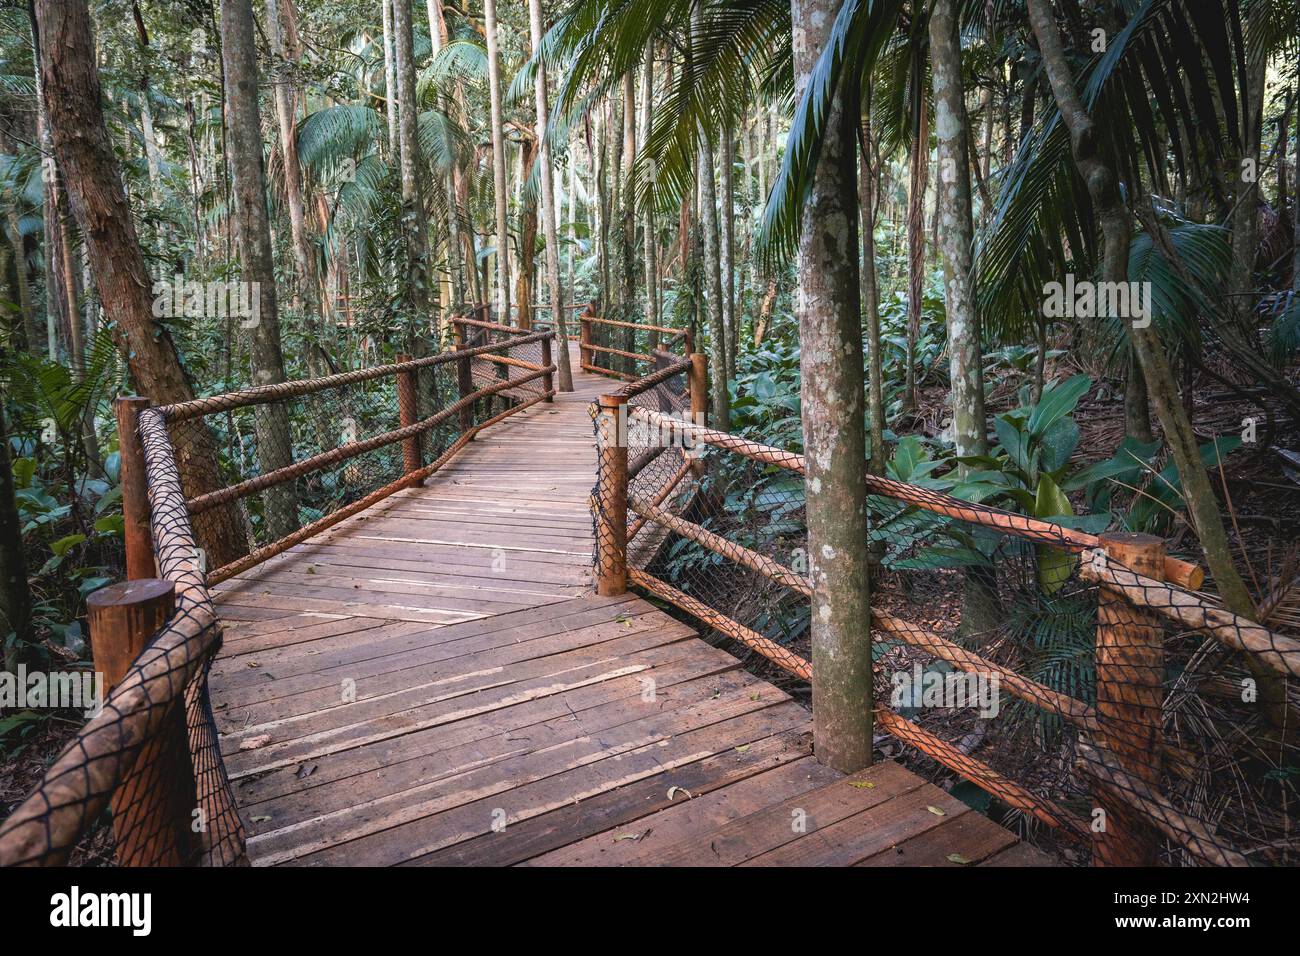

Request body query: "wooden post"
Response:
[455, 341, 475, 437]
[451, 317, 464, 348]
[115, 396, 154, 580]
[1092, 532, 1165, 866]
[395, 353, 422, 473]
[688, 353, 708, 476]
[580, 314, 593, 371]
[594, 394, 628, 596]
[87, 579, 197, 866]
[540, 335, 554, 401]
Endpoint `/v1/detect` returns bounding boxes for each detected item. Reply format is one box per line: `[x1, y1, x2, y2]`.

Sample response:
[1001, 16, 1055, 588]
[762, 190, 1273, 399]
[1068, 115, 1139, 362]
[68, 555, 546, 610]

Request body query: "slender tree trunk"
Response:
[425, 0, 442, 49]
[1229, 27, 1266, 322]
[221, 0, 296, 540]
[930, 0, 986, 464]
[484, 0, 511, 322]
[1028, 1, 1267, 641]
[791, 0, 871, 773]
[381, 0, 399, 158]
[266, 0, 325, 371]
[618, 73, 637, 369]
[720, 122, 736, 377]
[4, 214, 37, 351]
[0, 408, 30, 649]
[527, 0, 573, 389]
[392, 0, 432, 338]
[1294, 49, 1300, 292]
[858, 114, 884, 476]
[931, 0, 1000, 640]
[640, 47, 659, 341]
[904, 90, 928, 411]
[429, 4, 465, 319]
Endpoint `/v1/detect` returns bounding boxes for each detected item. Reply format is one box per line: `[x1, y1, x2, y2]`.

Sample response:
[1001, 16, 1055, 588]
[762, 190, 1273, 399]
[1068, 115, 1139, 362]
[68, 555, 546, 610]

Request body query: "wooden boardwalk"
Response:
[207, 349, 1049, 867]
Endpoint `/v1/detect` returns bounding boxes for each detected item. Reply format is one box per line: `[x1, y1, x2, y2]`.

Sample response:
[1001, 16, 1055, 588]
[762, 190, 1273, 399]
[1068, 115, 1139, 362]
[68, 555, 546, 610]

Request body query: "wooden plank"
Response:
[739, 776, 973, 867]
[234, 641, 746, 807]
[978, 841, 1058, 866]
[520, 754, 837, 867]
[245, 668, 777, 851]
[279, 702, 809, 866]
[853, 804, 1018, 866]
[643, 760, 923, 866]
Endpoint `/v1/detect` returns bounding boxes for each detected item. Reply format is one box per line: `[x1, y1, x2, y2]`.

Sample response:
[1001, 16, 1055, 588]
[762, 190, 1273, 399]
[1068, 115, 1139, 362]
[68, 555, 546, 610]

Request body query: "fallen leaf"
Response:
[667, 786, 693, 801]
[246, 661, 260, 668]
[250, 815, 272, 824]
[239, 734, 273, 751]
[849, 781, 876, 790]
[947, 853, 971, 865]
[926, 805, 946, 816]
[295, 763, 317, 779]
[734, 745, 750, 753]
[613, 829, 651, 843]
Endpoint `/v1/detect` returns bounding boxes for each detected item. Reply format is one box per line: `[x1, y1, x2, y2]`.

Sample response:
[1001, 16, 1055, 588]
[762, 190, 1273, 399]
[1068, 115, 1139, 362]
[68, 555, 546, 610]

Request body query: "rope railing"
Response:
[593, 369, 1299, 867]
[578, 306, 692, 380]
[0, 330, 557, 867]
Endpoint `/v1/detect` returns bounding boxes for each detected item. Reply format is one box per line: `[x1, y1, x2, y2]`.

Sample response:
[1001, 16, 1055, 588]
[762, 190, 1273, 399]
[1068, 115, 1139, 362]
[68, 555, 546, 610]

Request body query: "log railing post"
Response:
[395, 353, 422, 474]
[115, 396, 154, 580]
[87, 579, 197, 866]
[580, 315, 592, 371]
[688, 353, 709, 476]
[455, 341, 475, 437]
[1091, 531, 1165, 866]
[594, 394, 628, 596]
[540, 334, 554, 401]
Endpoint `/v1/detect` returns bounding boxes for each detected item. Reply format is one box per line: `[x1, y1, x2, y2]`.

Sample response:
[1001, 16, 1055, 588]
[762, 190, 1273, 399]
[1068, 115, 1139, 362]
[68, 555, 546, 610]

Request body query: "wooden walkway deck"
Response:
[207, 349, 1049, 867]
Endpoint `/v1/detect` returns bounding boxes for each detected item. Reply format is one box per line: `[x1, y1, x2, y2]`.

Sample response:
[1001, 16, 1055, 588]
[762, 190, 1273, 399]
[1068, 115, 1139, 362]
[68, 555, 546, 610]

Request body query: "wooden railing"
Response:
[591, 378, 1300, 867]
[0, 331, 557, 867]
[578, 305, 692, 382]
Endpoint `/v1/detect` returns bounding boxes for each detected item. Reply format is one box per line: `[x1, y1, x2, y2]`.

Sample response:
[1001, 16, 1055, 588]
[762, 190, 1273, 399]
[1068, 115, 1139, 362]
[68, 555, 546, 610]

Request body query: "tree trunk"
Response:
[266, 0, 326, 371]
[221, 0, 297, 541]
[0, 408, 31, 651]
[791, 0, 872, 773]
[639, 47, 660, 342]
[1229, 30, 1266, 321]
[720, 122, 736, 378]
[905, 89, 928, 411]
[929, 0, 986, 464]
[381, 0, 399, 159]
[4, 213, 37, 353]
[36, 0, 246, 566]
[392, 0, 432, 342]
[527, 0, 573, 389]
[858, 112, 885, 477]
[619, 73, 637, 370]
[931, 0, 999, 641]
[484, 0, 511, 323]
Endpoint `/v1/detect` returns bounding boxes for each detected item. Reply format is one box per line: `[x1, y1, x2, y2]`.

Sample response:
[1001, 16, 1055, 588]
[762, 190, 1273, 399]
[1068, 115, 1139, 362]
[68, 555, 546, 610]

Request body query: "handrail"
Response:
[595, 367, 1272, 868]
[629, 406, 1203, 590]
[0, 330, 556, 868]
[159, 330, 553, 422]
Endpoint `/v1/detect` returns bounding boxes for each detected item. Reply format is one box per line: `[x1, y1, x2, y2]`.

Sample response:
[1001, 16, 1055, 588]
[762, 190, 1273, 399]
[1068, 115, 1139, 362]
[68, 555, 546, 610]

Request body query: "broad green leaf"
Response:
[1033, 475, 1076, 594]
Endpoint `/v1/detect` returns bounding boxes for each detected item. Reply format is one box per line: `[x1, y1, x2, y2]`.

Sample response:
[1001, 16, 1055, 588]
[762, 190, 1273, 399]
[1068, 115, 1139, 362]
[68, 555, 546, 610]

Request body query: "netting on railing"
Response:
[0, 406, 245, 866]
[581, 314, 689, 380]
[603, 399, 1300, 867]
[0, 332, 556, 867]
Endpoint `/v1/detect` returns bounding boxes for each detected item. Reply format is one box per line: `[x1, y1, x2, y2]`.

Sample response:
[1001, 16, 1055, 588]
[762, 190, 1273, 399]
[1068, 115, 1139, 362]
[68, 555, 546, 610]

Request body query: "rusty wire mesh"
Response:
[593, 381, 1300, 867]
[0, 332, 556, 867]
